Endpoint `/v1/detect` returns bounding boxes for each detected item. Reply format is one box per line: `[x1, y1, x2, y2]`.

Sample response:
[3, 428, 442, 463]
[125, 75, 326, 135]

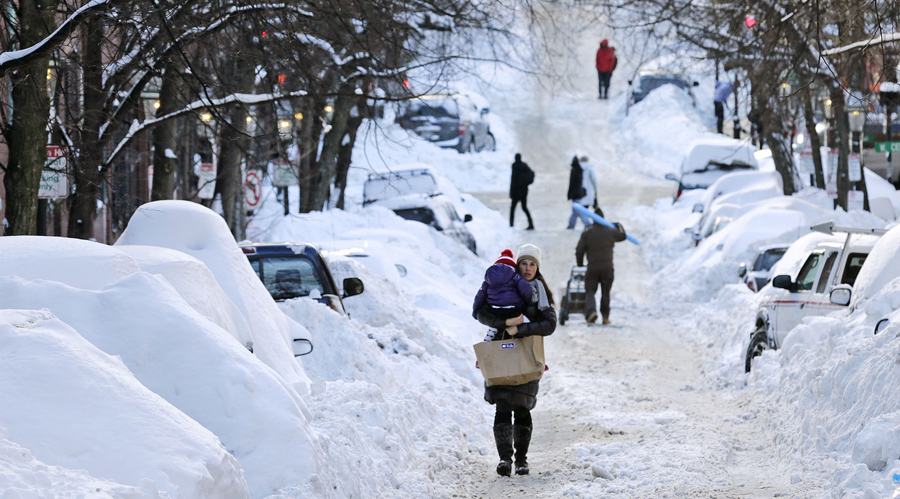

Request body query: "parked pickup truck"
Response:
[744, 222, 887, 372]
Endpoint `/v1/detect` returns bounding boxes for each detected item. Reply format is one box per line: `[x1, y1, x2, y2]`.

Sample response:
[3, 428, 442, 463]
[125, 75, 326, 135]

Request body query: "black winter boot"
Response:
[494, 423, 513, 476]
[514, 425, 532, 475]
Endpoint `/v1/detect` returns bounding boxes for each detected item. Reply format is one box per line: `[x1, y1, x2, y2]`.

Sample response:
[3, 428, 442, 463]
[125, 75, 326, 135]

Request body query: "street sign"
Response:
[197, 163, 216, 199]
[270, 159, 298, 187]
[875, 141, 900, 153]
[848, 153, 861, 182]
[826, 149, 839, 199]
[244, 171, 262, 209]
[39, 146, 68, 199]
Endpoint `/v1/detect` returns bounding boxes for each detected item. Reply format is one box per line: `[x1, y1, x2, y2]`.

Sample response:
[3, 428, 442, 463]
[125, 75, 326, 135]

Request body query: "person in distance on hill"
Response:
[509, 153, 535, 230]
[595, 39, 618, 99]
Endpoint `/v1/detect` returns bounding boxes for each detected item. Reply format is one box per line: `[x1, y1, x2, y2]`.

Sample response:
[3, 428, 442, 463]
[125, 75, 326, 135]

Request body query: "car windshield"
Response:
[251, 256, 325, 301]
[394, 207, 436, 226]
[753, 248, 787, 272]
[639, 76, 689, 92]
[405, 98, 458, 119]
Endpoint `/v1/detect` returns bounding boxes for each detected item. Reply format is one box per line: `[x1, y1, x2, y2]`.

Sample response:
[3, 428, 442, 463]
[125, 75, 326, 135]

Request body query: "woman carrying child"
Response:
[473, 244, 557, 477]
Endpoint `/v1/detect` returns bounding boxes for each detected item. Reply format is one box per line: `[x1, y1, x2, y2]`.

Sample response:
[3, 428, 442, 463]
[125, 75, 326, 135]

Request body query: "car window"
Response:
[254, 256, 325, 301]
[754, 248, 786, 272]
[394, 207, 436, 226]
[795, 251, 824, 292]
[639, 76, 689, 92]
[407, 98, 458, 119]
[841, 253, 868, 286]
[816, 251, 839, 294]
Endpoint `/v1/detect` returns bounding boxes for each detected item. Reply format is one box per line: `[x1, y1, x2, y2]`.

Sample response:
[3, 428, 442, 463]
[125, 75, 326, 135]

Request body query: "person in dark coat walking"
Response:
[475, 244, 556, 477]
[595, 39, 618, 99]
[575, 208, 626, 324]
[510, 153, 535, 230]
[566, 156, 596, 229]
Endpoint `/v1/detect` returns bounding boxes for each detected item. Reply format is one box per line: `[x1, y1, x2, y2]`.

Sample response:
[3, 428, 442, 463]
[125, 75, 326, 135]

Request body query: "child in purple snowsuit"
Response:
[473, 249, 535, 323]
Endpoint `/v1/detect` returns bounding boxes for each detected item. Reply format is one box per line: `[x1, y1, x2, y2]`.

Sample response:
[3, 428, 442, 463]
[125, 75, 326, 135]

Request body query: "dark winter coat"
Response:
[475, 285, 557, 411]
[567, 161, 585, 201]
[576, 222, 627, 271]
[510, 159, 535, 200]
[472, 264, 535, 318]
[595, 45, 617, 73]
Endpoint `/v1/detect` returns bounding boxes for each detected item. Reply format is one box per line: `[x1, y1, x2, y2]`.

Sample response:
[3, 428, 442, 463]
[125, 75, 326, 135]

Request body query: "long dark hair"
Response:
[532, 269, 555, 307]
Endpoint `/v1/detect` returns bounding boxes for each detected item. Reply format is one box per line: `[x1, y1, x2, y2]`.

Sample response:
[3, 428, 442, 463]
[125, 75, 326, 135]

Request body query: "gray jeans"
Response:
[584, 266, 614, 319]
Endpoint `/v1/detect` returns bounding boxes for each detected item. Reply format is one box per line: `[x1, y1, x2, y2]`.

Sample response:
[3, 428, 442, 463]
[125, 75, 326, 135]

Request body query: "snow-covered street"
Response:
[6, 2, 900, 498]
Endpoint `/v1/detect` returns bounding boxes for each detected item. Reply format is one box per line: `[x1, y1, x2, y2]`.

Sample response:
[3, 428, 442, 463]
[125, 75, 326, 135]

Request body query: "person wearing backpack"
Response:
[510, 153, 535, 230]
[567, 156, 597, 229]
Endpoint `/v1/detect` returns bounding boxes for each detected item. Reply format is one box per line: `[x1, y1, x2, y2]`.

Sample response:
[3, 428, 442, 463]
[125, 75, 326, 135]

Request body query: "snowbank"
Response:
[0, 309, 249, 498]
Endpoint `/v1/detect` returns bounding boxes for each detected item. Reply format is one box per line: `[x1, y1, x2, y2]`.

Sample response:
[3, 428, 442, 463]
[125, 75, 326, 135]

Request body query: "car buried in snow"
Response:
[362, 167, 477, 254]
[738, 243, 789, 292]
[744, 223, 886, 372]
[396, 92, 496, 153]
[666, 136, 759, 202]
[239, 242, 364, 317]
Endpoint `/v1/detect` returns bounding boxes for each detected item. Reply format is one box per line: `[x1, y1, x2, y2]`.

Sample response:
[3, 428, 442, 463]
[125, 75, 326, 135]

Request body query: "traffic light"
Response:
[745, 16, 756, 28]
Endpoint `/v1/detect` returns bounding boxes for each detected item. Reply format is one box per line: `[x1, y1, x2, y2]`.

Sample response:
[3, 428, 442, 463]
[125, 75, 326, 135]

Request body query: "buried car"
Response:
[739, 243, 788, 292]
[363, 168, 477, 254]
[396, 92, 496, 153]
[666, 136, 758, 202]
[239, 242, 364, 317]
[744, 223, 886, 372]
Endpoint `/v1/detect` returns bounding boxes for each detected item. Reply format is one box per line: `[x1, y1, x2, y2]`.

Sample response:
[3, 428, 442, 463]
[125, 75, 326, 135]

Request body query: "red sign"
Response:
[47, 145, 65, 159]
[245, 171, 262, 208]
[745, 16, 756, 28]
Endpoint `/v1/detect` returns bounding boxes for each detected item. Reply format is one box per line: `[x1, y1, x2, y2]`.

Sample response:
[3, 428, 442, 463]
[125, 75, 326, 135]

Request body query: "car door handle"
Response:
[799, 303, 805, 309]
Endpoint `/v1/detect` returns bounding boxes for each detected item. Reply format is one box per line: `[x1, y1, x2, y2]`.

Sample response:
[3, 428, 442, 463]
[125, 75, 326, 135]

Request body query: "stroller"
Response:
[558, 266, 587, 325]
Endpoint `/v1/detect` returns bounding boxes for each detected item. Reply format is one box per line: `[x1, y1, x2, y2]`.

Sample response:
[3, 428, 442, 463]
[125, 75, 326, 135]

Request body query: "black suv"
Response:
[239, 242, 364, 316]
[396, 93, 496, 153]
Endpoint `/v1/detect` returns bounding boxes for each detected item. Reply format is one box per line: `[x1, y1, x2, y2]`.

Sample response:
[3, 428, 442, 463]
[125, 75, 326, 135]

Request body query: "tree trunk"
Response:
[299, 97, 326, 213]
[151, 63, 183, 200]
[334, 104, 364, 210]
[68, 13, 105, 240]
[801, 85, 825, 189]
[217, 105, 249, 240]
[3, 1, 58, 235]
[309, 83, 359, 211]
[761, 97, 800, 195]
[830, 85, 851, 211]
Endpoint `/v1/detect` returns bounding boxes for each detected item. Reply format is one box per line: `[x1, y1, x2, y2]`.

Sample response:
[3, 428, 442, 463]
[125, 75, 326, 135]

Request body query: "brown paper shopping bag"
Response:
[473, 335, 545, 386]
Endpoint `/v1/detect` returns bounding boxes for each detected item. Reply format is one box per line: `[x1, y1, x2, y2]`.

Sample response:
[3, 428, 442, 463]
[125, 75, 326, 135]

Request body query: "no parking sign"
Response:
[245, 171, 262, 210]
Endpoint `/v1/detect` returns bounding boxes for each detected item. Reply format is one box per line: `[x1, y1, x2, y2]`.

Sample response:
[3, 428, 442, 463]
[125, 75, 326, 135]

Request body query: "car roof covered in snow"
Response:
[682, 136, 759, 174]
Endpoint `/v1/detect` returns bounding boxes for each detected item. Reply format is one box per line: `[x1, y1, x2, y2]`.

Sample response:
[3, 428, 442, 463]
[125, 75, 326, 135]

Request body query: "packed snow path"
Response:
[435, 9, 823, 498]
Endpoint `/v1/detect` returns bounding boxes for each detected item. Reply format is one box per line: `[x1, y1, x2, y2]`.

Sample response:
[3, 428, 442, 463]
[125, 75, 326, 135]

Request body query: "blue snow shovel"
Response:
[571, 202, 641, 245]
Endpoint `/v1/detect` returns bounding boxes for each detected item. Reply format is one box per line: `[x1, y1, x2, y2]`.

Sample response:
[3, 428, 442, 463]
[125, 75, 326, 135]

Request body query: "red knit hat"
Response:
[494, 249, 516, 269]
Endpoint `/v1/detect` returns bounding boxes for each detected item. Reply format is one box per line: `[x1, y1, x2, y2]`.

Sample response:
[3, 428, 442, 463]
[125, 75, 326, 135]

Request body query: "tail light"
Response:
[241, 247, 255, 254]
[458, 124, 466, 135]
[676, 187, 682, 200]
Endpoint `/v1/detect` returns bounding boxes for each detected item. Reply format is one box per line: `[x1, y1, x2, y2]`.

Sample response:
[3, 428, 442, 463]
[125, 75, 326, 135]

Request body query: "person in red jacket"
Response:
[595, 39, 618, 100]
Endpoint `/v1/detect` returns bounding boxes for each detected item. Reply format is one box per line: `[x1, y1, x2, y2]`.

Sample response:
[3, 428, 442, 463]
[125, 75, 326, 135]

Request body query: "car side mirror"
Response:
[292, 338, 313, 357]
[627, 80, 632, 85]
[665, 173, 677, 181]
[691, 232, 702, 242]
[692, 203, 704, 213]
[394, 264, 408, 278]
[342, 277, 365, 297]
[683, 227, 693, 234]
[464, 214, 473, 223]
[693, 81, 700, 87]
[738, 263, 747, 278]
[771, 275, 793, 290]
[874, 318, 890, 335]
[480, 108, 490, 115]
[829, 286, 851, 306]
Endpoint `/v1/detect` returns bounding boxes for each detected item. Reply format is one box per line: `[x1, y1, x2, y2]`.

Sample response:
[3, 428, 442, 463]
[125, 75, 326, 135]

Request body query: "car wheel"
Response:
[481, 132, 496, 152]
[744, 326, 768, 373]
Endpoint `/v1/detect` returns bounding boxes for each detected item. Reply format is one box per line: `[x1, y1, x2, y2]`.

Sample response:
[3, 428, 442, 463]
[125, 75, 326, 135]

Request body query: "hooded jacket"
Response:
[595, 40, 618, 73]
[472, 264, 535, 318]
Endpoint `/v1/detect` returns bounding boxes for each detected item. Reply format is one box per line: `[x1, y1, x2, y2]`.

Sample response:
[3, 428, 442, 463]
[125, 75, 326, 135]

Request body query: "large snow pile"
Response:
[0, 308, 249, 498]
[613, 84, 710, 179]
